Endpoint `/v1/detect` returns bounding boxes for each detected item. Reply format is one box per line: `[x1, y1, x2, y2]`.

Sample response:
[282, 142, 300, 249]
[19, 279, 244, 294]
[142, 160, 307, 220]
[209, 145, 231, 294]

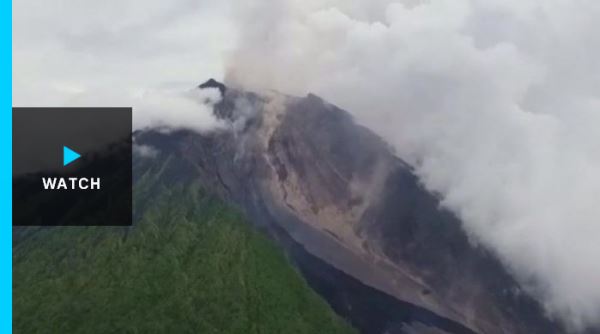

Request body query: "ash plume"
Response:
[225, 0, 600, 331]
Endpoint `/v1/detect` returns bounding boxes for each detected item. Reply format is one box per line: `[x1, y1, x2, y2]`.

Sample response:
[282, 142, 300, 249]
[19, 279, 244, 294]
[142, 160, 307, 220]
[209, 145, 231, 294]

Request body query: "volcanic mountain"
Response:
[132, 79, 568, 334]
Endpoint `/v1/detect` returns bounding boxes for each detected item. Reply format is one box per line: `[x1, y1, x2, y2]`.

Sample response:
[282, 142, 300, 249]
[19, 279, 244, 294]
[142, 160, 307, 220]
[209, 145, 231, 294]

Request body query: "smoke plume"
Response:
[225, 0, 600, 330]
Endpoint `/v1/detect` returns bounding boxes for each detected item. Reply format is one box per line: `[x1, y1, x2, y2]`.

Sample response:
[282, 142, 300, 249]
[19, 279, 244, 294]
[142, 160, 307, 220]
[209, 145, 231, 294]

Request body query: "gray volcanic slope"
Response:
[134, 79, 568, 334]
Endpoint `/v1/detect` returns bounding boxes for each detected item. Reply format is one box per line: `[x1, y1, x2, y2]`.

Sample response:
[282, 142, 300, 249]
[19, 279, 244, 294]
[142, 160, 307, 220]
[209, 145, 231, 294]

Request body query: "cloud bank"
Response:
[225, 0, 600, 330]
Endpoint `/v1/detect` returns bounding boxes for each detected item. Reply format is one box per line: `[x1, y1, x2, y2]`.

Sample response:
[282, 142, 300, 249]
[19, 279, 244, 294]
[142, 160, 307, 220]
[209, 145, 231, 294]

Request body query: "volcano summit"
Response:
[130, 79, 576, 334]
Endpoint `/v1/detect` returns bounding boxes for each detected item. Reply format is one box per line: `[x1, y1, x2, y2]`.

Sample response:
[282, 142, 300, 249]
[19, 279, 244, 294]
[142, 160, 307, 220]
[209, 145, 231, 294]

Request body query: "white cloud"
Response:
[226, 0, 600, 331]
[131, 86, 225, 132]
[133, 143, 159, 158]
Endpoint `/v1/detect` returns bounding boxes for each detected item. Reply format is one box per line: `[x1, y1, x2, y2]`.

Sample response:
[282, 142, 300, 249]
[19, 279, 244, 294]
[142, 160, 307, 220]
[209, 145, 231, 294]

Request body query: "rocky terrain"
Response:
[133, 79, 568, 334]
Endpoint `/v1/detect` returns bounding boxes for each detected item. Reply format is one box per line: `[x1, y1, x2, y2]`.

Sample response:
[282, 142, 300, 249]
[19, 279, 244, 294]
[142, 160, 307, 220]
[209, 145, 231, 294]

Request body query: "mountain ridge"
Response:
[133, 79, 567, 334]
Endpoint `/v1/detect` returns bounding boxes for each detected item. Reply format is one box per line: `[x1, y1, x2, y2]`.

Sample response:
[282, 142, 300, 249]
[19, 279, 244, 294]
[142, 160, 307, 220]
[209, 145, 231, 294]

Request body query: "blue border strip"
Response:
[3, 0, 12, 332]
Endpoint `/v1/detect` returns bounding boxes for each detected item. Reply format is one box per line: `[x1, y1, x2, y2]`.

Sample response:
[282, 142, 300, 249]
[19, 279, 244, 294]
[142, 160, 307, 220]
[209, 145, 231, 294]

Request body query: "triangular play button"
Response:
[63, 146, 81, 166]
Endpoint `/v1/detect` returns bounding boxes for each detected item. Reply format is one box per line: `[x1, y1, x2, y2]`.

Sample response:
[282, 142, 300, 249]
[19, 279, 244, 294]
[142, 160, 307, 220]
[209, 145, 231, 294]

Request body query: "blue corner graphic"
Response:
[63, 146, 81, 166]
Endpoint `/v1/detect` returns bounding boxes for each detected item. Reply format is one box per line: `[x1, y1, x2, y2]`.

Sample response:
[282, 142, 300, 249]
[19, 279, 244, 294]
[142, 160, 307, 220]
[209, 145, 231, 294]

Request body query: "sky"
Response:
[13, 0, 234, 130]
[13, 0, 600, 331]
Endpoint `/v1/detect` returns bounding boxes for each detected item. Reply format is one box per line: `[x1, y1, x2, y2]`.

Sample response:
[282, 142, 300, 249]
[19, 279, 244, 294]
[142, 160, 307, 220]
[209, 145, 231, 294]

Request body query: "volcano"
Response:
[131, 79, 568, 334]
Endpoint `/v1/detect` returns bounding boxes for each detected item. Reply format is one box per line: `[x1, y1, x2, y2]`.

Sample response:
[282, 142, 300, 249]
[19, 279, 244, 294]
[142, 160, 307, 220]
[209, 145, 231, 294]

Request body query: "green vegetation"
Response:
[13, 156, 356, 334]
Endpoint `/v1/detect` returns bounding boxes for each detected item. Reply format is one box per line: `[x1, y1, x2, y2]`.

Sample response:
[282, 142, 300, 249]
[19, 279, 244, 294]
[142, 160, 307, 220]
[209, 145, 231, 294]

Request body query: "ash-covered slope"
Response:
[134, 79, 564, 334]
